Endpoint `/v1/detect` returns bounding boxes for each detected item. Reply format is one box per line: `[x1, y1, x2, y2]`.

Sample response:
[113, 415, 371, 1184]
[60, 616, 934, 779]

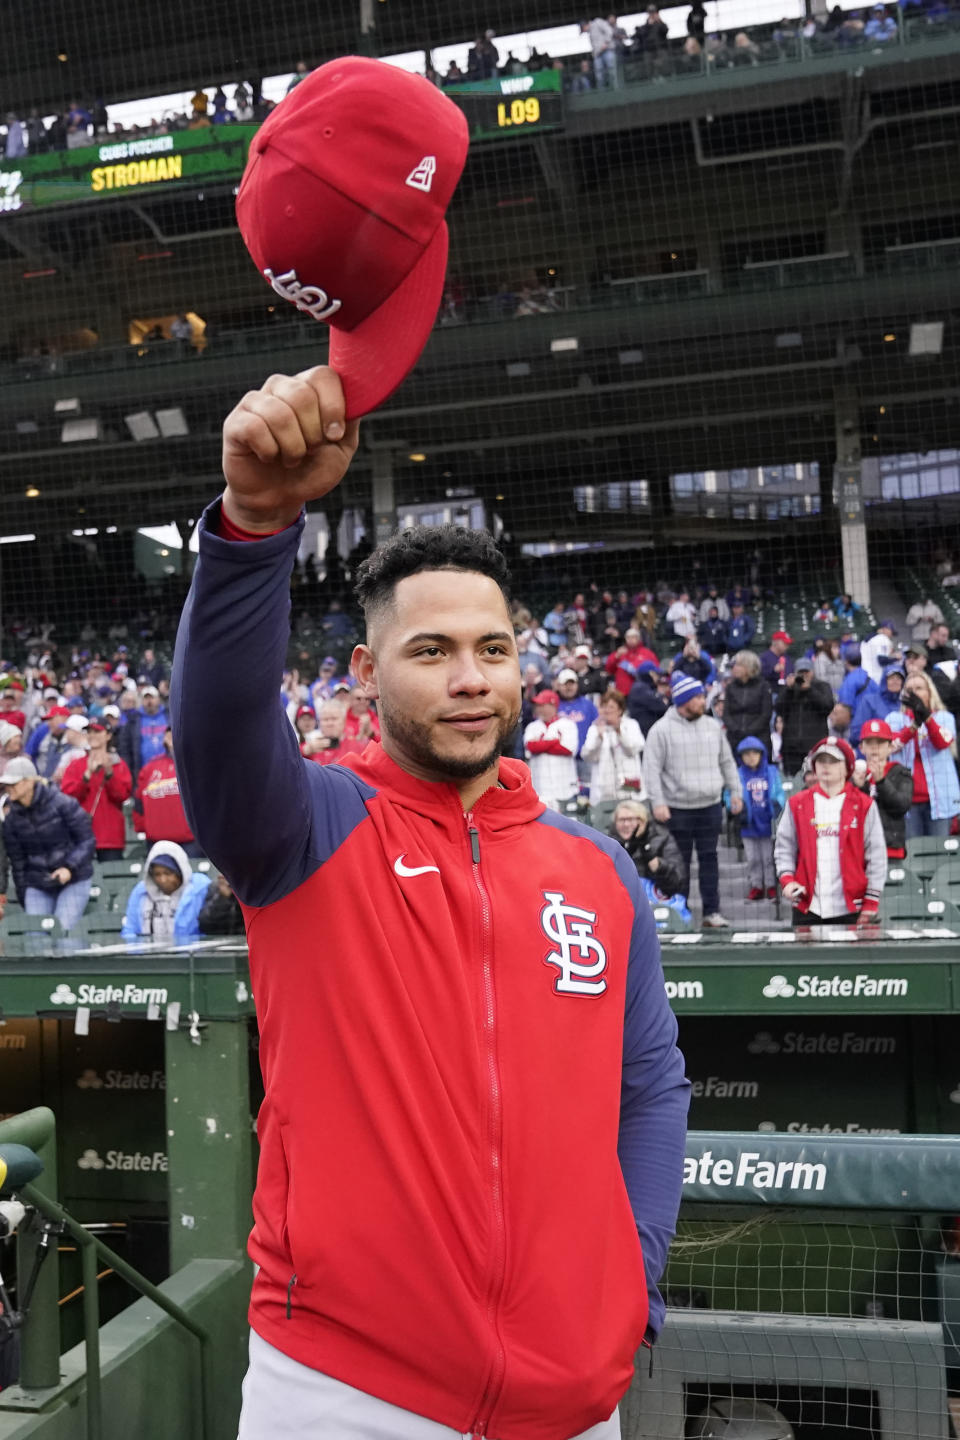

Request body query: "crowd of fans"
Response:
[0, 569, 956, 938]
[8, 0, 956, 162]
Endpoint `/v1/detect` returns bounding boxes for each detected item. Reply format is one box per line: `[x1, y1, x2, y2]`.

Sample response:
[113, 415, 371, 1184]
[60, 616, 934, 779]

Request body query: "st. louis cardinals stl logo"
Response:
[540, 891, 608, 997]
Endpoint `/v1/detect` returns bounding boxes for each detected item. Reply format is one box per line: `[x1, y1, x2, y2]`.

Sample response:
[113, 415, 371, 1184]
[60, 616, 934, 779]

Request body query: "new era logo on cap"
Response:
[406, 156, 437, 192]
[236, 58, 469, 420]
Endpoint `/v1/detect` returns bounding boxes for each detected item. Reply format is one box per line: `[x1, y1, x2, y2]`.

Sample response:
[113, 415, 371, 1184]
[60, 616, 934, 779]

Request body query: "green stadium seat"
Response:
[905, 836, 960, 889]
[650, 902, 694, 933]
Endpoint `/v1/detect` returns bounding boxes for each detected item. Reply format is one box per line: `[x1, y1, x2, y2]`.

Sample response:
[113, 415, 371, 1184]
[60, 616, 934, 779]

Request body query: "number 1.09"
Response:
[496, 97, 541, 128]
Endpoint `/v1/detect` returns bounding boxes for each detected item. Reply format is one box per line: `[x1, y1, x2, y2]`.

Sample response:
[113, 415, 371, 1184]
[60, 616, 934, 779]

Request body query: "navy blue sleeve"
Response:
[611, 844, 691, 1340]
[170, 500, 373, 908]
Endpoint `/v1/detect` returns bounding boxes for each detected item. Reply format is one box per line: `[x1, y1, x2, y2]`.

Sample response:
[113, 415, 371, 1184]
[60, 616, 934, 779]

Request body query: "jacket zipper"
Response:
[286, 1273, 297, 1318]
[465, 812, 506, 1439]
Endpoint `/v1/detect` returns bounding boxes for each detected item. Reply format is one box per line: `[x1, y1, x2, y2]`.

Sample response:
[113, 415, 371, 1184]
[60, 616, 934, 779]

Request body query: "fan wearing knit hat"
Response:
[774, 734, 887, 927]
[641, 670, 743, 928]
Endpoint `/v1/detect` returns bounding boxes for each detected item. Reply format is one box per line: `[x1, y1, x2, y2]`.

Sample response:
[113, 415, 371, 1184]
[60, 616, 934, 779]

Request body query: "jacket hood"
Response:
[145, 839, 193, 897]
[736, 735, 768, 756]
[340, 741, 545, 835]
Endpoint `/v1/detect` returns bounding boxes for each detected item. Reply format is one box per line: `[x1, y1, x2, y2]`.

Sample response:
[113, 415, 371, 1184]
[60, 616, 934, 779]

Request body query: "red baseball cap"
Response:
[236, 58, 469, 420]
[810, 736, 856, 776]
[43, 705, 70, 720]
[532, 690, 560, 706]
[860, 719, 893, 741]
[771, 630, 794, 645]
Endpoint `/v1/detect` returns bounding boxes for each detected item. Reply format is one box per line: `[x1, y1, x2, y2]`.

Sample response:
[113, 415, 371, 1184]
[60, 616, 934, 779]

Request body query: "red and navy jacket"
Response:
[171, 502, 690, 1440]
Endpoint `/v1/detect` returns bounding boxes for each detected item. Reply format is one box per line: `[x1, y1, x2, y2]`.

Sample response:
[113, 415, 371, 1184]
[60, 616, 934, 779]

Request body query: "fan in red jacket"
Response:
[134, 727, 194, 847]
[604, 628, 660, 696]
[60, 723, 133, 860]
[172, 364, 690, 1440]
[774, 735, 887, 927]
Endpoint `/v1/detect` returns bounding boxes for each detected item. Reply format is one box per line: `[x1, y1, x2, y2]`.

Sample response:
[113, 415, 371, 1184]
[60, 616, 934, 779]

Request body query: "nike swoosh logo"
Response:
[393, 854, 440, 879]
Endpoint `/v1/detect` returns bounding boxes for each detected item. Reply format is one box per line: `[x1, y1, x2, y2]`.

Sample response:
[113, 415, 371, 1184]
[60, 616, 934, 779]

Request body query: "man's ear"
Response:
[351, 644, 379, 700]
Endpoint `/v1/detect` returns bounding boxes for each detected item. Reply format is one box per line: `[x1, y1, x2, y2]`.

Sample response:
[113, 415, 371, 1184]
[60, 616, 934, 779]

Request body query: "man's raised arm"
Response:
[170, 367, 359, 905]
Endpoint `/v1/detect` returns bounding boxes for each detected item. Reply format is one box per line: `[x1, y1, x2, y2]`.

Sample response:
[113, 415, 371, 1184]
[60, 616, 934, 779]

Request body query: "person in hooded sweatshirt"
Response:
[626, 661, 668, 737]
[726, 736, 785, 900]
[121, 840, 210, 943]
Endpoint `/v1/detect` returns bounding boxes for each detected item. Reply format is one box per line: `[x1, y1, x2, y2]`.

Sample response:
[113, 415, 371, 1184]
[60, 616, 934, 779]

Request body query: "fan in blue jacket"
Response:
[122, 840, 210, 944]
[850, 664, 906, 746]
[725, 736, 785, 900]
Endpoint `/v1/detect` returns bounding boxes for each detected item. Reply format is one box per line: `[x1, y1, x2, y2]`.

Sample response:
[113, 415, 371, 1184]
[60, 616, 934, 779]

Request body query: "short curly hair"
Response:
[354, 524, 511, 624]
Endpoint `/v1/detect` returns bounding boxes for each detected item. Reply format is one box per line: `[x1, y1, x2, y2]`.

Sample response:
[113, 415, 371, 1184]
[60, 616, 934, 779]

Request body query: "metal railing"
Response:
[0, 1108, 215, 1440]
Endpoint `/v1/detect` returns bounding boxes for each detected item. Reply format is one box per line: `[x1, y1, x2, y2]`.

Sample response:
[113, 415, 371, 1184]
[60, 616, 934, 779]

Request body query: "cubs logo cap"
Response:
[236, 58, 469, 419]
[861, 719, 893, 740]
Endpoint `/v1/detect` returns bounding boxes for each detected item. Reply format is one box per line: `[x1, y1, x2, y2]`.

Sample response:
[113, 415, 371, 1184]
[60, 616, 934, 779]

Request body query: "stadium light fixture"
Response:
[155, 407, 189, 437]
[24, 487, 40, 498]
[124, 411, 160, 442]
[61, 418, 100, 443]
[408, 453, 427, 462]
[550, 338, 579, 354]
[0, 534, 36, 544]
[54, 398, 79, 413]
[883, 333, 896, 343]
[909, 321, 943, 356]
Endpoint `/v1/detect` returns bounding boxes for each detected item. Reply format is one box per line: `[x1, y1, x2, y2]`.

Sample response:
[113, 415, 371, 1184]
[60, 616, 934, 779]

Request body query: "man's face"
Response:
[141, 693, 160, 715]
[558, 679, 578, 701]
[356, 571, 521, 786]
[861, 738, 891, 770]
[4, 777, 34, 806]
[572, 655, 588, 673]
[678, 694, 706, 719]
[771, 639, 786, 656]
[348, 689, 369, 715]
[931, 625, 949, 649]
[49, 714, 66, 735]
[319, 706, 346, 739]
[624, 630, 640, 647]
[534, 701, 558, 724]
[320, 664, 335, 683]
[905, 652, 926, 677]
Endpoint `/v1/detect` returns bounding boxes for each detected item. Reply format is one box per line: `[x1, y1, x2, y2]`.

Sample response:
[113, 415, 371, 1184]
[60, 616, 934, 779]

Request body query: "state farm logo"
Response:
[747, 1029, 896, 1056]
[76, 1068, 165, 1091]
[758, 1120, 901, 1136]
[690, 1076, 758, 1099]
[762, 972, 908, 1000]
[763, 975, 795, 999]
[76, 1148, 167, 1173]
[748, 1031, 780, 1055]
[0, 1033, 26, 1051]
[949, 1083, 960, 1105]
[49, 982, 168, 1006]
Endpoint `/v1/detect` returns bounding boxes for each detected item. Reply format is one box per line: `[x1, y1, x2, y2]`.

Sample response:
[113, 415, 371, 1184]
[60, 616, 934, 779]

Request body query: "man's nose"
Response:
[450, 654, 491, 694]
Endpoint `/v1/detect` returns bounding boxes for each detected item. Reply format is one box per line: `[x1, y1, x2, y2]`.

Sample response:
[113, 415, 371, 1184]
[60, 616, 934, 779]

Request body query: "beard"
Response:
[377, 694, 521, 782]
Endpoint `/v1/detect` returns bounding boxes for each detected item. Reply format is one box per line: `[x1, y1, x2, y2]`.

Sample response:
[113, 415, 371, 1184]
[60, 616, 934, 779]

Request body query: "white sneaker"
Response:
[701, 912, 731, 929]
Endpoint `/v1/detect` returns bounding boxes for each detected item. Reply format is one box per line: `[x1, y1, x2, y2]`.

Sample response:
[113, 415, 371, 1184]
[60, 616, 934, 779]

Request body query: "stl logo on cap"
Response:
[236, 58, 469, 421]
